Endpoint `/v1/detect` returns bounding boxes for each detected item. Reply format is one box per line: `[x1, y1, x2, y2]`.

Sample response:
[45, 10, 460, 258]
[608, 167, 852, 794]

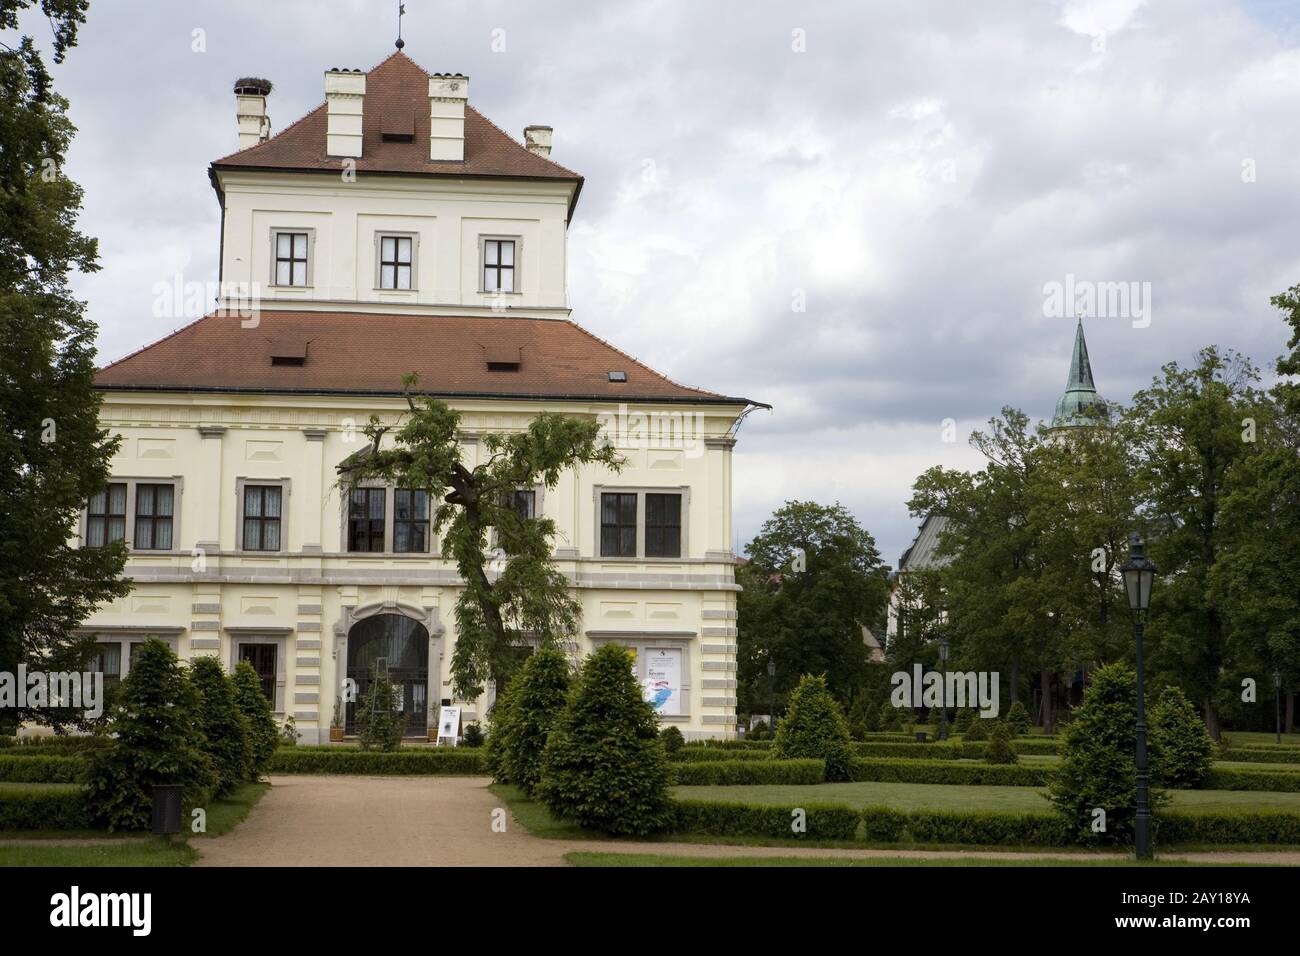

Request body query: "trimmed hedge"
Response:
[672, 799, 860, 840]
[672, 748, 773, 763]
[853, 740, 1059, 760]
[903, 810, 1071, 846]
[1217, 747, 1300, 765]
[670, 759, 825, 786]
[267, 747, 486, 775]
[0, 755, 84, 784]
[0, 736, 109, 754]
[1203, 767, 1300, 792]
[1155, 811, 1300, 845]
[849, 757, 1051, 787]
[685, 739, 772, 750]
[0, 786, 92, 830]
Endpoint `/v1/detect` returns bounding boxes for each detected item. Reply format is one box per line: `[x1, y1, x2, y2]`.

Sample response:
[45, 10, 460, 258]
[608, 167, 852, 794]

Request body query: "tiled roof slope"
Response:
[212, 51, 581, 184]
[95, 311, 751, 405]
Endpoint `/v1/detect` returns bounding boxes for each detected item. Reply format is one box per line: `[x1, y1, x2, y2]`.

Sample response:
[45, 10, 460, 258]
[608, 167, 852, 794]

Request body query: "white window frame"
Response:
[374, 232, 419, 291]
[478, 234, 522, 295]
[269, 228, 315, 288]
[592, 486, 690, 560]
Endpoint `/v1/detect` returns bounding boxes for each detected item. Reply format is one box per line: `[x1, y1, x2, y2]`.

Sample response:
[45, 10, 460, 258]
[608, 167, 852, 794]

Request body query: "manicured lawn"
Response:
[1224, 732, 1300, 748]
[0, 781, 269, 864]
[0, 839, 195, 867]
[488, 784, 597, 840]
[673, 781, 1300, 814]
[0, 782, 79, 793]
[563, 851, 1231, 867]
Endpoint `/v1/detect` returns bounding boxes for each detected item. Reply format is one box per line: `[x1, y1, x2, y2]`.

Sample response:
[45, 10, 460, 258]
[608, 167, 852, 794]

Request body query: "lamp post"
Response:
[1120, 533, 1159, 861]
[767, 656, 777, 735]
[1274, 671, 1283, 747]
[938, 637, 950, 741]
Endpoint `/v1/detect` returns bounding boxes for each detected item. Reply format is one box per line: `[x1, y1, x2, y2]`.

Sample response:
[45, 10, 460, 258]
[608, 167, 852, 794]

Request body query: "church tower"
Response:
[1049, 319, 1110, 429]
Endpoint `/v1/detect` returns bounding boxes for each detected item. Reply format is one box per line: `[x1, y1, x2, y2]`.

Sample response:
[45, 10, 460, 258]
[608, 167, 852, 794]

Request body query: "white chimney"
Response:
[233, 78, 272, 150]
[428, 74, 469, 161]
[325, 69, 367, 158]
[523, 125, 553, 158]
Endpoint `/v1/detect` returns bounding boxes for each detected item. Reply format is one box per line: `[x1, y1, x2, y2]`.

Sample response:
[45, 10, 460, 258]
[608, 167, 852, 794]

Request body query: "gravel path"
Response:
[192, 776, 1300, 867]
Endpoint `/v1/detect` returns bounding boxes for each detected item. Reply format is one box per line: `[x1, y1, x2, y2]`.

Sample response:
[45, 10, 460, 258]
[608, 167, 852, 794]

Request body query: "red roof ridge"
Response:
[561, 318, 725, 401]
[464, 103, 582, 180]
[97, 313, 211, 372]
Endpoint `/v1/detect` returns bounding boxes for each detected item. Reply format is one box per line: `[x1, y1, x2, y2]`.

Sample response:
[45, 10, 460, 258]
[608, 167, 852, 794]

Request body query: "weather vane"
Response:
[396, 1, 406, 50]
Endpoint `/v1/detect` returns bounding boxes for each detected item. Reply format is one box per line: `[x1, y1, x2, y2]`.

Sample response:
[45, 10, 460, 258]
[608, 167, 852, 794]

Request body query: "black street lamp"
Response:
[767, 656, 777, 734]
[1120, 533, 1159, 861]
[1274, 670, 1283, 747]
[938, 637, 950, 741]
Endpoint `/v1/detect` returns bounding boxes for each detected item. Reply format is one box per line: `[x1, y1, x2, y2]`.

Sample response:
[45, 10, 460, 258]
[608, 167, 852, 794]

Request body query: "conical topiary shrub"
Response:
[83, 639, 215, 831]
[231, 659, 278, 779]
[954, 707, 976, 733]
[964, 715, 989, 741]
[1149, 685, 1215, 788]
[985, 720, 1018, 764]
[1005, 700, 1030, 736]
[189, 655, 252, 794]
[490, 647, 571, 794]
[774, 674, 855, 782]
[538, 644, 672, 836]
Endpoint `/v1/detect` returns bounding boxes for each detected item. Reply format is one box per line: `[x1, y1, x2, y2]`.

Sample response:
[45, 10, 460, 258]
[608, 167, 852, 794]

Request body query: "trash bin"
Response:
[915, 731, 927, 743]
[151, 784, 184, 835]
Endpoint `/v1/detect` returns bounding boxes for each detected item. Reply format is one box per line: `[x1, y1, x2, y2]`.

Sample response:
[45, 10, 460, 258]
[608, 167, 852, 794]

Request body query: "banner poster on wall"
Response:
[642, 647, 682, 716]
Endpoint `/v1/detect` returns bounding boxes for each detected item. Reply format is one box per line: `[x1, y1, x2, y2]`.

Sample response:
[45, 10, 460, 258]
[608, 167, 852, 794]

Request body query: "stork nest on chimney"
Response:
[233, 77, 273, 96]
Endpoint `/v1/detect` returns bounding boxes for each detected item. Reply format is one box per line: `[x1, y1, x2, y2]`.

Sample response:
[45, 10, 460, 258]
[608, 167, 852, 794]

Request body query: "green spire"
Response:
[1051, 319, 1109, 428]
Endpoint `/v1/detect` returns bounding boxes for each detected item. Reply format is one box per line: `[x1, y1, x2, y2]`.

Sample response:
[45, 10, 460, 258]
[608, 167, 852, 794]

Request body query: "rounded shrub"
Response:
[189, 656, 252, 794]
[83, 640, 215, 831]
[774, 674, 855, 782]
[461, 722, 485, 748]
[1004, 700, 1030, 736]
[984, 720, 1019, 764]
[1149, 685, 1215, 788]
[231, 659, 278, 779]
[490, 647, 571, 794]
[660, 725, 686, 753]
[538, 644, 672, 836]
[1049, 662, 1166, 845]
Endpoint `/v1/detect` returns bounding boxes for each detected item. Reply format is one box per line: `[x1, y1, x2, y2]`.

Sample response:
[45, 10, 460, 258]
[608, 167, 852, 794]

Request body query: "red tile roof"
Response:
[212, 52, 582, 192]
[95, 311, 753, 405]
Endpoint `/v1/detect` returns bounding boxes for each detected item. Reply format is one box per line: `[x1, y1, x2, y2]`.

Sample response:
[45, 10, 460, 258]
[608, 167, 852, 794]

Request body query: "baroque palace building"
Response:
[83, 49, 761, 742]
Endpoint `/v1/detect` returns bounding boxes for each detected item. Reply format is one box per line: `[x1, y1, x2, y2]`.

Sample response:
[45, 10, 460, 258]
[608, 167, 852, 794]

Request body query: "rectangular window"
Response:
[238, 643, 277, 704]
[483, 239, 515, 293]
[600, 492, 638, 557]
[133, 483, 175, 550]
[394, 489, 430, 554]
[644, 493, 682, 558]
[511, 489, 535, 522]
[86, 483, 127, 547]
[378, 235, 413, 290]
[348, 488, 386, 553]
[90, 642, 122, 692]
[274, 231, 309, 286]
[242, 485, 283, 552]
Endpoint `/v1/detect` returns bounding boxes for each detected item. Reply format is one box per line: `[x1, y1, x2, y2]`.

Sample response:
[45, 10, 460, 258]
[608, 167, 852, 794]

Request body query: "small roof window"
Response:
[608, 370, 627, 383]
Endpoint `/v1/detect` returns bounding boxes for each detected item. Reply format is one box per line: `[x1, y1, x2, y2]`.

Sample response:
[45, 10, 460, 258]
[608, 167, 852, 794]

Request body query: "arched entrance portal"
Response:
[346, 614, 429, 736]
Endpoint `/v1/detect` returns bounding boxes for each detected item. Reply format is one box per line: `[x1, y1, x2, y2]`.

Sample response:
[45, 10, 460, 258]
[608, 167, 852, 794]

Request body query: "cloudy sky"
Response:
[20, 0, 1300, 565]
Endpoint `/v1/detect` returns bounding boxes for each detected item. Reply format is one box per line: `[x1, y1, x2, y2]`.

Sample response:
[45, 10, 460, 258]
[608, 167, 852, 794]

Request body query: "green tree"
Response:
[189, 656, 251, 794]
[1149, 685, 1215, 788]
[1049, 663, 1166, 845]
[230, 660, 277, 779]
[0, 0, 131, 733]
[83, 640, 214, 831]
[338, 385, 621, 700]
[1127, 347, 1270, 738]
[773, 674, 855, 782]
[487, 647, 570, 794]
[538, 644, 671, 836]
[737, 501, 890, 711]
